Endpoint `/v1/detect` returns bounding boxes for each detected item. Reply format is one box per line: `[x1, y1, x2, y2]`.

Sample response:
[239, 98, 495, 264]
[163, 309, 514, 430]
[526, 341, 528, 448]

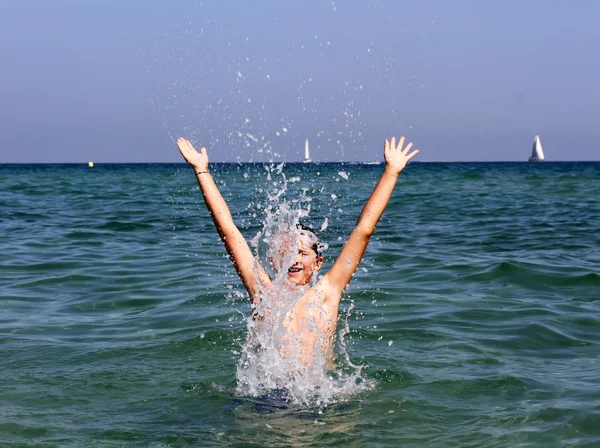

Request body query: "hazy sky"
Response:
[1, 0, 599, 162]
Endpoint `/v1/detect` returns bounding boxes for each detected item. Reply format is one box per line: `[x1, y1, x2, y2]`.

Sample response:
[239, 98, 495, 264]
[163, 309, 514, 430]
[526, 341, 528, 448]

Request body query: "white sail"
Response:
[528, 135, 545, 161]
[304, 138, 312, 163]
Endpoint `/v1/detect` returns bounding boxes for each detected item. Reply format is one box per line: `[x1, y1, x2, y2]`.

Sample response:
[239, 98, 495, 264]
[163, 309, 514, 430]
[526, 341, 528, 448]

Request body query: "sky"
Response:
[0, 0, 599, 163]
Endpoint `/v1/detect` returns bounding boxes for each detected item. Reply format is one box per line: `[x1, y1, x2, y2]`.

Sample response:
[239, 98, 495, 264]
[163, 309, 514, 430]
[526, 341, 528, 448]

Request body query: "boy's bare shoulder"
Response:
[314, 276, 343, 307]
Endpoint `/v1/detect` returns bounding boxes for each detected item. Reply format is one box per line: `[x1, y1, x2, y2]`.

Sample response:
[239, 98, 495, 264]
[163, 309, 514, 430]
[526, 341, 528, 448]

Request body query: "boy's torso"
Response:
[259, 281, 340, 365]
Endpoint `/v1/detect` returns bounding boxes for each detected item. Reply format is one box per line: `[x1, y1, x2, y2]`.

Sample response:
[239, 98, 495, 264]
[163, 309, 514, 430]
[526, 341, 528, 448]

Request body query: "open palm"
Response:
[384, 136, 419, 174]
[176, 138, 208, 172]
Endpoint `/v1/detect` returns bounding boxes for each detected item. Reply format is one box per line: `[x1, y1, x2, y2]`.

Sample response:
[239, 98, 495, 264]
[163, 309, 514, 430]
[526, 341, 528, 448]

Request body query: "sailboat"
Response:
[528, 135, 545, 162]
[303, 138, 312, 163]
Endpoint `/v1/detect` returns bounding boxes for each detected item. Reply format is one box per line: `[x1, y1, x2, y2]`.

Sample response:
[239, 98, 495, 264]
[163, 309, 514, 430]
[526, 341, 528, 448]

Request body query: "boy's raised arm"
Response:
[322, 136, 419, 299]
[176, 138, 268, 302]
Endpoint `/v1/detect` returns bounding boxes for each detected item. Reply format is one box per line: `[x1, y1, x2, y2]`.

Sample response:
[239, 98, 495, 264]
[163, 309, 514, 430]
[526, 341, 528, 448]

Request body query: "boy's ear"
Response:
[314, 256, 324, 271]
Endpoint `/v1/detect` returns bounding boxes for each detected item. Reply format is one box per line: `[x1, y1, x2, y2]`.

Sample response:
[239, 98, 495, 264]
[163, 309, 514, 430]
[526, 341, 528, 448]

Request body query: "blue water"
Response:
[1, 162, 599, 447]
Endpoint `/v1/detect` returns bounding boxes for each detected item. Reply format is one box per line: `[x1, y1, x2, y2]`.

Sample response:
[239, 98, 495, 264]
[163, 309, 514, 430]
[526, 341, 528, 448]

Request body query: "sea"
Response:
[1, 161, 599, 447]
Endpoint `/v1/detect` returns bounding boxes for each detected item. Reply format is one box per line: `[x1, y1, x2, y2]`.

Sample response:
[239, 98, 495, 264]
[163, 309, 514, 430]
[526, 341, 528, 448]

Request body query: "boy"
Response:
[176, 136, 418, 368]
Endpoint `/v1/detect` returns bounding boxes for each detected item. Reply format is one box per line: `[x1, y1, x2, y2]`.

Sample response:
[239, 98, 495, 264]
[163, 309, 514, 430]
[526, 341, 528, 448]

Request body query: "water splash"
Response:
[235, 164, 374, 407]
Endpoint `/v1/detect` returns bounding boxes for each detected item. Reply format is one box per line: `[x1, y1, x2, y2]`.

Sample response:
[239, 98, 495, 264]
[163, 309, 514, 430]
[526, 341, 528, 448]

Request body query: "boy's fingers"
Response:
[403, 142, 413, 155]
[407, 149, 420, 161]
[390, 137, 396, 150]
[398, 136, 405, 151]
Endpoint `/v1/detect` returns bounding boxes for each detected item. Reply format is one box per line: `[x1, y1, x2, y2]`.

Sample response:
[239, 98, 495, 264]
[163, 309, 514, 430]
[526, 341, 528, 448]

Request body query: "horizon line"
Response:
[1, 160, 600, 165]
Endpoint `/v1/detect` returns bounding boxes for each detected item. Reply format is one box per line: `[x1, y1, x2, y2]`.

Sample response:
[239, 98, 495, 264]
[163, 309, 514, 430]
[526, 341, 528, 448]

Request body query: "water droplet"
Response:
[320, 217, 329, 232]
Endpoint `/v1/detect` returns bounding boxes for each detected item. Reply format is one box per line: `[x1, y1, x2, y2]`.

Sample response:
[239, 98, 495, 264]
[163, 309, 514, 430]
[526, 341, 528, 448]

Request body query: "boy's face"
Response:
[286, 234, 323, 286]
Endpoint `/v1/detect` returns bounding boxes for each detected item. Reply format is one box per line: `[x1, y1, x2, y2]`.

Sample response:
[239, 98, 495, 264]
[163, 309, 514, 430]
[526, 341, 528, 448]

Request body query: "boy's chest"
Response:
[281, 294, 337, 337]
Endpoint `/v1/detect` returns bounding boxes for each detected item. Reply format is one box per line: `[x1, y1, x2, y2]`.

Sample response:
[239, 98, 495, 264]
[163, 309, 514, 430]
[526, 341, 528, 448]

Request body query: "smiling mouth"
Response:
[288, 266, 302, 274]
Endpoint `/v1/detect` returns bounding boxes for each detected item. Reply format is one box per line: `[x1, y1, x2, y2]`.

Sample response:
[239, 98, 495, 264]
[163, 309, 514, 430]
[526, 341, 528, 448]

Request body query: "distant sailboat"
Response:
[303, 138, 312, 163]
[528, 135, 545, 162]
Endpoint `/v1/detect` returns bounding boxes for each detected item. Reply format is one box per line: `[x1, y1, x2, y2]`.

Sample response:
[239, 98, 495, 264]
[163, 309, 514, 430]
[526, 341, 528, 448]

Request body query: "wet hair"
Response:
[296, 222, 323, 258]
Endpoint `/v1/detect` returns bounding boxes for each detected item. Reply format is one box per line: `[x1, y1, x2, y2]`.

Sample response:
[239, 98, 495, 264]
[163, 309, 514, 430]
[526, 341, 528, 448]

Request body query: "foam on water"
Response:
[235, 164, 373, 407]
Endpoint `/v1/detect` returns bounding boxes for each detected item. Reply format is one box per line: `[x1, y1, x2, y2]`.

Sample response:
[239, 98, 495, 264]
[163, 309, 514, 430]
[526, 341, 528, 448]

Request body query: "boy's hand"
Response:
[176, 138, 209, 172]
[384, 136, 419, 175]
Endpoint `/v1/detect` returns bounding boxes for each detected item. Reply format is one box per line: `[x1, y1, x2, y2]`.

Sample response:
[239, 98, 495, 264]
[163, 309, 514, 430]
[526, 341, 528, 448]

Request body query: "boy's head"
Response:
[285, 222, 324, 286]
